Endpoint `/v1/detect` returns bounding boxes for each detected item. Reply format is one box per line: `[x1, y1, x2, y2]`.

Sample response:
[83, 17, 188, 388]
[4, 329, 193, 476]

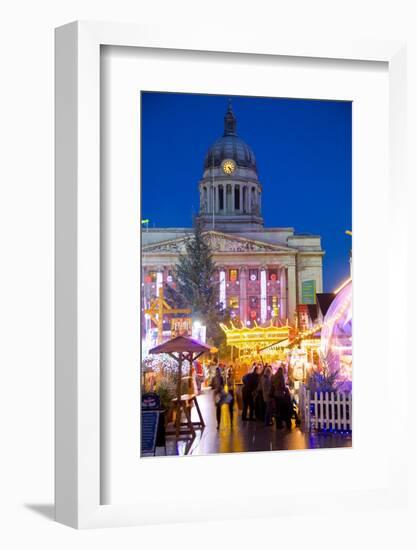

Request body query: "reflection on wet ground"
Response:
[156, 388, 351, 457]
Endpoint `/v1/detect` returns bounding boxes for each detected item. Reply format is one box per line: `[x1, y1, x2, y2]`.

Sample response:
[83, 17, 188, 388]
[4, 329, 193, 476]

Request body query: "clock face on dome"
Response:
[222, 159, 236, 175]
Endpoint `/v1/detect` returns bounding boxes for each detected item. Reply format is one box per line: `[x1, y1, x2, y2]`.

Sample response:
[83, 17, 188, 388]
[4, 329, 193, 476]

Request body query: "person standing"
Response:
[254, 363, 266, 421]
[195, 360, 204, 393]
[261, 365, 273, 426]
[211, 367, 224, 430]
[242, 364, 258, 421]
[226, 367, 235, 426]
[271, 366, 292, 429]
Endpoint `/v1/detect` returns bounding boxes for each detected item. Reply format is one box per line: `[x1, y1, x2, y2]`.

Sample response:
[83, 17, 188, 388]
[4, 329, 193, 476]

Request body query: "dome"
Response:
[204, 135, 257, 171]
[203, 101, 257, 172]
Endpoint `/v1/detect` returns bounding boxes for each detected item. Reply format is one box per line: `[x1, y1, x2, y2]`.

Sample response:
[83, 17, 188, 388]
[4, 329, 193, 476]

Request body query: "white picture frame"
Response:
[55, 21, 408, 529]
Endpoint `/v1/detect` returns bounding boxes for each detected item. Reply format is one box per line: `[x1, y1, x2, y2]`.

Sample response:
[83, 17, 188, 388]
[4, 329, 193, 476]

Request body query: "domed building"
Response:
[142, 102, 324, 328]
[198, 101, 263, 230]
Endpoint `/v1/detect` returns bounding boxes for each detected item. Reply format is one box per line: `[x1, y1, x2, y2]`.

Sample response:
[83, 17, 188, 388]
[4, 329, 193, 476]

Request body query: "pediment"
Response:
[142, 230, 295, 254]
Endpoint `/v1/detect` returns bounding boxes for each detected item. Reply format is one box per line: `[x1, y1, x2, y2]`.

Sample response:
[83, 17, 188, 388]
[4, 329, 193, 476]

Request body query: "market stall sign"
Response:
[141, 392, 161, 410]
[171, 317, 192, 337]
[301, 280, 316, 305]
[141, 410, 160, 456]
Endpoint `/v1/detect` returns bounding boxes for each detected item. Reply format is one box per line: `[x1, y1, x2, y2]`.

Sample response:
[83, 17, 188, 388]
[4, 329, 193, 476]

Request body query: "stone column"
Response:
[219, 268, 226, 309]
[238, 185, 242, 212]
[216, 185, 219, 213]
[287, 264, 297, 324]
[239, 266, 247, 324]
[279, 267, 288, 321]
[231, 184, 235, 212]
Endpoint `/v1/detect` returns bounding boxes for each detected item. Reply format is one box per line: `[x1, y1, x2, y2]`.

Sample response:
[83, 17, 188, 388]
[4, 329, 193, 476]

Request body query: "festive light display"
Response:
[220, 319, 291, 353]
[142, 353, 190, 376]
[320, 279, 352, 390]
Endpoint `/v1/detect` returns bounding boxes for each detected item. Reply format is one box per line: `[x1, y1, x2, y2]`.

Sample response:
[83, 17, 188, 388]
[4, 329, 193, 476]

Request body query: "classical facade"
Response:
[142, 102, 324, 326]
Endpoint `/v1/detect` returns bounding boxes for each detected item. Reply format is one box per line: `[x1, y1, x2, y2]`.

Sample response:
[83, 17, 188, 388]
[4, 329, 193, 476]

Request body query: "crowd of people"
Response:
[210, 362, 301, 431]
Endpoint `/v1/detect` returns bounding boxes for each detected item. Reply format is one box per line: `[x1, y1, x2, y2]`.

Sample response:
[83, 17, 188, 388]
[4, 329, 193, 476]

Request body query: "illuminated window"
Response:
[249, 269, 258, 281]
[268, 269, 278, 281]
[146, 271, 158, 283]
[229, 269, 239, 282]
[229, 296, 239, 309]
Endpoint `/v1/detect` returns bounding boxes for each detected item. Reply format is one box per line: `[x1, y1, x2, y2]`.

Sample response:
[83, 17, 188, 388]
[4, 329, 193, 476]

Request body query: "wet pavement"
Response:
[158, 388, 352, 457]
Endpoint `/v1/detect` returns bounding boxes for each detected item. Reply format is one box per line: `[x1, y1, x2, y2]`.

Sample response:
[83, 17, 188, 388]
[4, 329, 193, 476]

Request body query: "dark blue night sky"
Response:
[141, 92, 352, 293]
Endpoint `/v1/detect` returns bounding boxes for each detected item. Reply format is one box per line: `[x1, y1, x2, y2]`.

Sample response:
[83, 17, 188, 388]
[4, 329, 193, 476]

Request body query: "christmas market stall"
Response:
[149, 335, 211, 439]
[220, 320, 292, 378]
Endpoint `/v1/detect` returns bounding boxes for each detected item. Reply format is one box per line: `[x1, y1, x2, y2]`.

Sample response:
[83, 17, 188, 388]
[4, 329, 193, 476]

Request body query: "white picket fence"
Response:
[299, 386, 352, 432]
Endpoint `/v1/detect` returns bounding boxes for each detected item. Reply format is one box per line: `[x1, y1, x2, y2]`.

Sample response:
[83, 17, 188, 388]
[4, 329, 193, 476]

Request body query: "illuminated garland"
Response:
[142, 353, 190, 376]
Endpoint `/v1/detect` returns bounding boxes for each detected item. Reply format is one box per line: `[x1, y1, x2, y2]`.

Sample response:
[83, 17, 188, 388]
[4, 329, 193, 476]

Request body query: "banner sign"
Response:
[171, 317, 192, 337]
[141, 410, 160, 456]
[297, 304, 310, 331]
[141, 392, 161, 410]
[301, 280, 316, 305]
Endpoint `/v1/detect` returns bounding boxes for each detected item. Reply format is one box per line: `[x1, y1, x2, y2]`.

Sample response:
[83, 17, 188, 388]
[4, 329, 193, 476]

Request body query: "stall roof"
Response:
[316, 293, 336, 318]
[149, 335, 211, 355]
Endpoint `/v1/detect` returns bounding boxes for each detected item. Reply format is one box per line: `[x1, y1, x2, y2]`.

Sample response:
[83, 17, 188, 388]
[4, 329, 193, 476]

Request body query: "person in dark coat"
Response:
[261, 366, 273, 426]
[241, 364, 259, 421]
[211, 367, 224, 430]
[254, 364, 266, 422]
[226, 367, 235, 426]
[271, 366, 292, 429]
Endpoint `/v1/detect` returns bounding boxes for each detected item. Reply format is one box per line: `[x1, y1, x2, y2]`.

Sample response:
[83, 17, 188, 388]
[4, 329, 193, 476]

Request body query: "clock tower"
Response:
[197, 101, 264, 231]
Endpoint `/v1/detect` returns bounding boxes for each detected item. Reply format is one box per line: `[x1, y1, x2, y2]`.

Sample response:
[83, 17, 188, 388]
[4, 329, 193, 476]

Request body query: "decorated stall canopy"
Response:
[220, 319, 292, 353]
[149, 335, 211, 356]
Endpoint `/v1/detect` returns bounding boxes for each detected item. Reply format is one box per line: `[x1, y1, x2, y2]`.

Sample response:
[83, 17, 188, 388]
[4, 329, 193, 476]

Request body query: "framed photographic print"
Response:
[55, 21, 408, 528]
[139, 90, 352, 457]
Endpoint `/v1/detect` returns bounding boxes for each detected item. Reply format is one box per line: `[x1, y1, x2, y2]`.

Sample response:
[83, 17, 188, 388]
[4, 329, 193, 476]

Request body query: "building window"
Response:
[234, 185, 240, 210]
[229, 269, 239, 282]
[249, 296, 258, 308]
[203, 187, 207, 211]
[249, 268, 258, 281]
[219, 186, 224, 210]
[243, 186, 247, 213]
[229, 296, 239, 309]
[268, 269, 278, 281]
[166, 270, 174, 283]
[145, 271, 158, 284]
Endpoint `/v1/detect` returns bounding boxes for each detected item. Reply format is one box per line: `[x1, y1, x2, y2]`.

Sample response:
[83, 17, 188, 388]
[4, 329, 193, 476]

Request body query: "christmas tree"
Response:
[165, 217, 229, 349]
